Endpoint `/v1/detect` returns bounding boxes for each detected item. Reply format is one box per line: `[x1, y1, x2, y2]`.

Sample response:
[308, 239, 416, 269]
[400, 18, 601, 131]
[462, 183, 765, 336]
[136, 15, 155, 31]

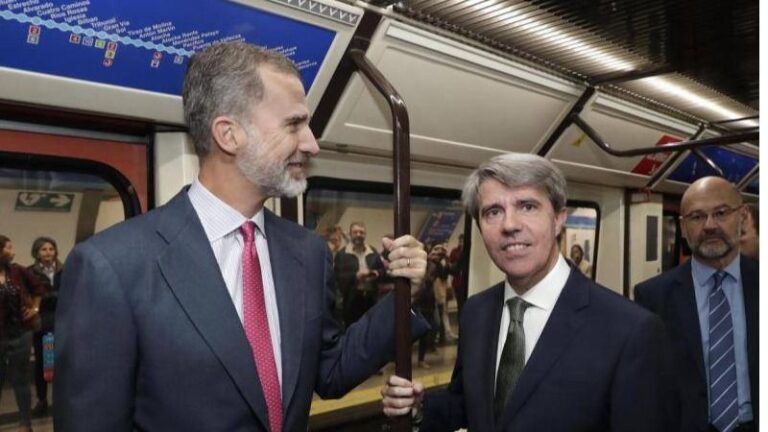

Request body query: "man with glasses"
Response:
[635, 176, 758, 432]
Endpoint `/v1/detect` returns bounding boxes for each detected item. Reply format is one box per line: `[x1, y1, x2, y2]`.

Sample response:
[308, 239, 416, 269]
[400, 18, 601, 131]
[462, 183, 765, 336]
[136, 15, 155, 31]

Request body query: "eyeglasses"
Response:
[681, 205, 742, 225]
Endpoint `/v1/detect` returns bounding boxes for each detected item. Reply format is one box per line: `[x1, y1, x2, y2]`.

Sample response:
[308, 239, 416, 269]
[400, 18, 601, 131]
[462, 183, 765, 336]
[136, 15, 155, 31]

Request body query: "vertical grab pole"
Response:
[348, 49, 412, 432]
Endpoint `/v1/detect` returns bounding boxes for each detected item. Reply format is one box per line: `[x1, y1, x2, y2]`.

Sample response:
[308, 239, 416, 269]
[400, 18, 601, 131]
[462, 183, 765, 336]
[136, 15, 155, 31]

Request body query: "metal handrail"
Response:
[538, 86, 595, 156]
[690, 148, 724, 177]
[348, 48, 413, 432]
[644, 124, 706, 190]
[736, 165, 759, 191]
[571, 114, 759, 157]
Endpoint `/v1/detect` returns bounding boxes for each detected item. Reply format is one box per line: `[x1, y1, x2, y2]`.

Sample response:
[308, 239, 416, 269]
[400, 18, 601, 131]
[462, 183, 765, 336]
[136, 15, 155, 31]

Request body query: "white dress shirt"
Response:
[495, 254, 570, 383]
[187, 179, 283, 388]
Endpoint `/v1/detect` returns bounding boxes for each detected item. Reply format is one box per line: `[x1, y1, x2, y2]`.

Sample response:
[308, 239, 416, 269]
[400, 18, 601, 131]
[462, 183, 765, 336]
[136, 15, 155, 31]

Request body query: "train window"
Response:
[0, 131, 144, 427]
[0, 167, 127, 266]
[303, 177, 464, 427]
[560, 202, 600, 280]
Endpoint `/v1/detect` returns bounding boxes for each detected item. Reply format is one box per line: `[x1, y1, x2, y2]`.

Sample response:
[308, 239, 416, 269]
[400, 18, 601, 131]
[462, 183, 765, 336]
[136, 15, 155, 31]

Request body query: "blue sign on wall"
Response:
[418, 210, 462, 247]
[668, 147, 758, 186]
[0, 0, 337, 95]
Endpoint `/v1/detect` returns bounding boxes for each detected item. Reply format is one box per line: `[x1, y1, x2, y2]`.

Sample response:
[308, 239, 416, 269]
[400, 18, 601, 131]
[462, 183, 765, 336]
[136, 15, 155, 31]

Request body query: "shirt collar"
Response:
[344, 242, 374, 255]
[504, 254, 571, 312]
[691, 254, 741, 287]
[188, 178, 265, 242]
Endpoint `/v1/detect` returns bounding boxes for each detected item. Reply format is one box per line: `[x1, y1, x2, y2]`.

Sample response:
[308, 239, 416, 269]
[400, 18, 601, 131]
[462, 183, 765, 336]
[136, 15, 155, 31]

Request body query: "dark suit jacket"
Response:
[54, 190, 427, 431]
[422, 269, 670, 432]
[634, 256, 759, 432]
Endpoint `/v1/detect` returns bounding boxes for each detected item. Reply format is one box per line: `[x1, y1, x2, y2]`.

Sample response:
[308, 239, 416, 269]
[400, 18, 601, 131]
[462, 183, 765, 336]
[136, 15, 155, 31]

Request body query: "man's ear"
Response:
[555, 207, 568, 235]
[211, 116, 240, 156]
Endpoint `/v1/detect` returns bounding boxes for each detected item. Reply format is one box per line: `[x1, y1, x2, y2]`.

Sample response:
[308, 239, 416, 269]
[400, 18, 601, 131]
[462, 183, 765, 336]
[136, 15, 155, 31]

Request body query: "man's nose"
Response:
[300, 126, 319, 156]
[501, 210, 522, 234]
[702, 213, 720, 229]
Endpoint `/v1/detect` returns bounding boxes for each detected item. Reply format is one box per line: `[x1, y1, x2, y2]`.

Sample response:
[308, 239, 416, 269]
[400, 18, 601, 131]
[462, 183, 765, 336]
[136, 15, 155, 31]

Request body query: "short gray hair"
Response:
[183, 42, 300, 157]
[462, 153, 567, 221]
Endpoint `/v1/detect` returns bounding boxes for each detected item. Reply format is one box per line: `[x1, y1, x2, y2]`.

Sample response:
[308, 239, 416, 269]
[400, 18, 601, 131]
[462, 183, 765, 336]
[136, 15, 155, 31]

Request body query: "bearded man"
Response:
[54, 42, 428, 432]
[635, 176, 758, 432]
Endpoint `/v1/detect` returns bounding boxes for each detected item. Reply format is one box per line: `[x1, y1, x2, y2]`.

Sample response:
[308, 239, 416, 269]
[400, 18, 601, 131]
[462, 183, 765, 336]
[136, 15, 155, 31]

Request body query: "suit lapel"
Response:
[264, 210, 306, 418]
[501, 271, 588, 428]
[741, 257, 759, 419]
[670, 261, 706, 382]
[155, 192, 270, 430]
[468, 283, 504, 430]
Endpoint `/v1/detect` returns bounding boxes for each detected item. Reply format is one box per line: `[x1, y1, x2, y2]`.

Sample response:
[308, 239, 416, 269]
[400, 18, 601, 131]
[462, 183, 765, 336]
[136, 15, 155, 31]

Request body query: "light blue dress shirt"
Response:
[691, 256, 752, 423]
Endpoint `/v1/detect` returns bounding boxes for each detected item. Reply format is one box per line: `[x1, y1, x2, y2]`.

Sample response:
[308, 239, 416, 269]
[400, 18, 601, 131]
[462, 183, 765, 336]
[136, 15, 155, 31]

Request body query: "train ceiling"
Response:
[380, 0, 758, 131]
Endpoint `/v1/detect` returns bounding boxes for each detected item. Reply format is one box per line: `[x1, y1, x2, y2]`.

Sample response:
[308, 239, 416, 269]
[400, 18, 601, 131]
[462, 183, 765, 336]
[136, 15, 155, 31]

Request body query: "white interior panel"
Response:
[548, 94, 701, 187]
[309, 150, 472, 191]
[321, 19, 583, 167]
[628, 194, 664, 295]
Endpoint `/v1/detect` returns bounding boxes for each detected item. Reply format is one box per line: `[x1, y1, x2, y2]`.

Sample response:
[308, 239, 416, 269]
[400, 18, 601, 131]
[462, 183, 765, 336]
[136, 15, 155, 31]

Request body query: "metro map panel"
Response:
[0, 0, 337, 95]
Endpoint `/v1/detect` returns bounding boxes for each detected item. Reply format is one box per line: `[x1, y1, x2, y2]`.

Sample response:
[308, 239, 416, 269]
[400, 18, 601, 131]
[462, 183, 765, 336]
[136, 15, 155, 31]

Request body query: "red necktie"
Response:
[241, 221, 282, 432]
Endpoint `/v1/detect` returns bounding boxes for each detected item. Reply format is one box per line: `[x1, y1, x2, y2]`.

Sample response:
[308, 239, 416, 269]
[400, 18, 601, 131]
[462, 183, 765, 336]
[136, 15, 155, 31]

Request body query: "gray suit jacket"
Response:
[54, 189, 427, 431]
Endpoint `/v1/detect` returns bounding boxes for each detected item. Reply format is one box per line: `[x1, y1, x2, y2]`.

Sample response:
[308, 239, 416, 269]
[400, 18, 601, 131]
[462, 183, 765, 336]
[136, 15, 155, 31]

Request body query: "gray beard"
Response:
[235, 152, 307, 198]
[692, 238, 734, 260]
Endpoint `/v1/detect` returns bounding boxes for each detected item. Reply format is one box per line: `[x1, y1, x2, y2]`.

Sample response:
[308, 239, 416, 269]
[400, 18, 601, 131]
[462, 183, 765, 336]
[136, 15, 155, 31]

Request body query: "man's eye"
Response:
[713, 210, 728, 219]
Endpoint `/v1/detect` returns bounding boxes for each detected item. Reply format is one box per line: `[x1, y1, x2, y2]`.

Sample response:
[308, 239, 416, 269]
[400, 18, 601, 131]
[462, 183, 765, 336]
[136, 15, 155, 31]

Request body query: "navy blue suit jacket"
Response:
[634, 256, 759, 432]
[422, 269, 670, 432]
[54, 190, 427, 431]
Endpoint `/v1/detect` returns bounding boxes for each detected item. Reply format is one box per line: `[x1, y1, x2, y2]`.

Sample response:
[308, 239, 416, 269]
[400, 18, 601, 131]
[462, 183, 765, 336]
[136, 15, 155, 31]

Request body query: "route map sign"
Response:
[0, 0, 339, 95]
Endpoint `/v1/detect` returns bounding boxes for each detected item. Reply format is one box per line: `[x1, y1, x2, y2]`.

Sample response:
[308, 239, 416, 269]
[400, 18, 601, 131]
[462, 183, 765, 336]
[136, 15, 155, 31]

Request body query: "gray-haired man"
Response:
[55, 42, 428, 432]
[382, 153, 672, 432]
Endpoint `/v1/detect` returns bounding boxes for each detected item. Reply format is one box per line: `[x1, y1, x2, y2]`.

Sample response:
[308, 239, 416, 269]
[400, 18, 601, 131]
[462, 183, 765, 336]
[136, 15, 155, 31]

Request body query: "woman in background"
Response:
[0, 235, 43, 432]
[28, 236, 62, 416]
[569, 244, 593, 277]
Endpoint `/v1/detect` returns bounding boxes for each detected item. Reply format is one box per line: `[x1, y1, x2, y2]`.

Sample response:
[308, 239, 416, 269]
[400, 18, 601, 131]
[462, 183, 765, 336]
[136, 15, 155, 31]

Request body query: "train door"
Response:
[0, 125, 148, 426]
[661, 195, 687, 272]
[627, 192, 663, 297]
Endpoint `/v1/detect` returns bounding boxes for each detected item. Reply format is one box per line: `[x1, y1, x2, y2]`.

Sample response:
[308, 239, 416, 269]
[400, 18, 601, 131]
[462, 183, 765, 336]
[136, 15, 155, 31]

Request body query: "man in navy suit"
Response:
[54, 42, 428, 432]
[382, 153, 670, 431]
[635, 176, 758, 432]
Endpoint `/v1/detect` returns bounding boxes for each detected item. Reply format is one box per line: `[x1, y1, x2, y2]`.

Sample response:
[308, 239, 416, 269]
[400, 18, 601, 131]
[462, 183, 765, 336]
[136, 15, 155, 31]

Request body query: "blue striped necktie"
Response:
[708, 270, 739, 432]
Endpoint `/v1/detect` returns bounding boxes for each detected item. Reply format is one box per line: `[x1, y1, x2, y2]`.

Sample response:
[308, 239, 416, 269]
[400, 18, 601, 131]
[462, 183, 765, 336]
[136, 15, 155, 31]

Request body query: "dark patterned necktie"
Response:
[708, 270, 738, 432]
[494, 297, 531, 420]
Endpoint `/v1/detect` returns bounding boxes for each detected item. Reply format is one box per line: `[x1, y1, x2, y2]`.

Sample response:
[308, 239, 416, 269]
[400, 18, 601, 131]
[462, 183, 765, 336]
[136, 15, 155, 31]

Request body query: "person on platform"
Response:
[0, 235, 43, 432]
[27, 236, 62, 415]
[448, 234, 468, 316]
[569, 244, 592, 277]
[334, 221, 386, 326]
